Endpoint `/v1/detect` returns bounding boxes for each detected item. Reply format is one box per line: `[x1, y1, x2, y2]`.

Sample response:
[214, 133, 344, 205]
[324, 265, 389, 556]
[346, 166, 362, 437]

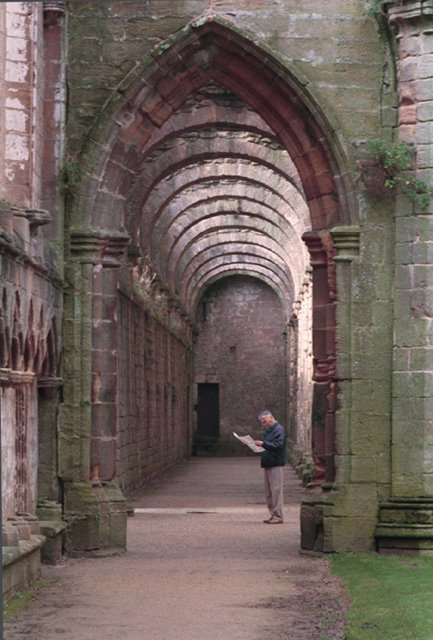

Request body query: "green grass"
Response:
[331, 554, 433, 640]
[3, 579, 52, 621]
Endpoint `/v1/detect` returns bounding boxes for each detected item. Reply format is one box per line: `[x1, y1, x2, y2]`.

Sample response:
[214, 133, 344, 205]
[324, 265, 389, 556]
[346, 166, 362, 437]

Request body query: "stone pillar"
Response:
[287, 270, 314, 484]
[302, 231, 337, 486]
[60, 228, 129, 555]
[330, 226, 361, 487]
[376, 1, 433, 553]
[42, 1, 66, 268]
[89, 232, 130, 484]
[300, 228, 361, 552]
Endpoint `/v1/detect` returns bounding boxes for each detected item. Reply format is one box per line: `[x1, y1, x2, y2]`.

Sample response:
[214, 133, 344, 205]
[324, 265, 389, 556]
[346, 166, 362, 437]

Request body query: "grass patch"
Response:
[3, 578, 52, 620]
[331, 553, 433, 640]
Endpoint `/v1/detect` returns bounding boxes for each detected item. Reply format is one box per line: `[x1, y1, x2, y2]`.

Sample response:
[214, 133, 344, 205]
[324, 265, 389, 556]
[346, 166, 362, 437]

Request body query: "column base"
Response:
[300, 488, 334, 553]
[63, 481, 127, 556]
[376, 499, 433, 555]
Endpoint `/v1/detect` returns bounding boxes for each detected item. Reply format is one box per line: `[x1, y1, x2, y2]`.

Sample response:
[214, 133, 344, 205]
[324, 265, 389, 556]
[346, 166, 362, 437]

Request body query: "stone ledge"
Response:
[39, 520, 68, 538]
[376, 523, 433, 537]
[3, 535, 46, 567]
[39, 520, 68, 565]
[2, 535, 46, 602]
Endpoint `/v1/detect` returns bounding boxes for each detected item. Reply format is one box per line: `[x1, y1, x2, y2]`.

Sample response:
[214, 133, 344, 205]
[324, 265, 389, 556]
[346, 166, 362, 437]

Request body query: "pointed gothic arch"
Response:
[74, 15, 355, 234]
[63, 15, 358, 554]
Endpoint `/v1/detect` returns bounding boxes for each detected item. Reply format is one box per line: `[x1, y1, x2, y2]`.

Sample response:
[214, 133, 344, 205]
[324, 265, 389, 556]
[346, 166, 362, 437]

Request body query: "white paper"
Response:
[233, 432, 264, 453]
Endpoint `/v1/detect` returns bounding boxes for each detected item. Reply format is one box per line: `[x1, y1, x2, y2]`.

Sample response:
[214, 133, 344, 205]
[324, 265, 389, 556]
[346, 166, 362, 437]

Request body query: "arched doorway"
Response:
[61, 16, 355, 554]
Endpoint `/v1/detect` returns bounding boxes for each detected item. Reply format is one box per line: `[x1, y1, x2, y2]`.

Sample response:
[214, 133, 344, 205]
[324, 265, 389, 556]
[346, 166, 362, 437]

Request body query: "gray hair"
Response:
[258, 410, 273, 420]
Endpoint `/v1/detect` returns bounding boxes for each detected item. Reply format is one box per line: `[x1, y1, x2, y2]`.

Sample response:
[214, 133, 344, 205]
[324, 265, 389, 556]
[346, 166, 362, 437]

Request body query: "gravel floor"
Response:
[4, 457, 347, 640]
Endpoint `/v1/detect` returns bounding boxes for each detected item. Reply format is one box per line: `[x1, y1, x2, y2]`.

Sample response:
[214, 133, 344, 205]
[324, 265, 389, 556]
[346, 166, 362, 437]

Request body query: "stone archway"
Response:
[62, 15, 357, 554]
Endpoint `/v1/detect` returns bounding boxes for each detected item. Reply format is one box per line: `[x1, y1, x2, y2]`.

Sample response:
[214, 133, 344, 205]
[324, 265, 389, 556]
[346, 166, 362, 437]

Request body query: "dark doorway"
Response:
[196, 383, 220, 451]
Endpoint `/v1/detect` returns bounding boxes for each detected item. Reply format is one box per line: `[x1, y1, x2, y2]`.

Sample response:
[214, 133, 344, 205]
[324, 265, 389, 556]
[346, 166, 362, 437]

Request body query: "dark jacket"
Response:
[260, 421, 286, 468]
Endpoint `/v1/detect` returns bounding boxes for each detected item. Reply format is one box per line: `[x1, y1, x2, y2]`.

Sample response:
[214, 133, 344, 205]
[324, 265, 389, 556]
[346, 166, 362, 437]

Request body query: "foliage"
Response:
[59, 150, 95, 196]
[366, 1, 404, 16]
[331, 553, 433, 639]
[366, 0, 385, 16]
[362, 140, 433, 211]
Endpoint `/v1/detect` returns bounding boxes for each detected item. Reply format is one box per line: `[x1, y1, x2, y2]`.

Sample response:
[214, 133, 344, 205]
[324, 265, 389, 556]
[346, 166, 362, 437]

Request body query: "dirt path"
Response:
[4, 458, 347, 639]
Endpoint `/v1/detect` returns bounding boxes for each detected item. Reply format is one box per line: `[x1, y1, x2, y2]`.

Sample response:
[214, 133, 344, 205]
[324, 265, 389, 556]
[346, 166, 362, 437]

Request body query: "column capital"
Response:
[43, 1, 66, 24]
[0, 369, 36, 387]
[69, 229, 130, 266]
[385, 1, 433, 31]
[330, 226, 360, 262]
[302, 230, 335, 266]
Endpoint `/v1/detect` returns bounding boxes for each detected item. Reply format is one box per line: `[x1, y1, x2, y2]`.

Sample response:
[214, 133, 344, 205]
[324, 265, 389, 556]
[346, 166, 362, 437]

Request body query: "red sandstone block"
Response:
[117, 170, 134, 199]
[97, 439, 117, 482]
[399, 104, 417, 125]
[92, 373, 117, 404]
[314, 305, 328, 329]
[313, 329, 328, 357]
[92, 343, 117, 369]
[91, 403, 117, 438]
[92, 292, 118, 323]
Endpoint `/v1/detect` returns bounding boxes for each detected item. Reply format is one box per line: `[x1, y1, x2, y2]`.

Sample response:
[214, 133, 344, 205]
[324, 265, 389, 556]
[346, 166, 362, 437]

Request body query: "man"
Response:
[255, 410, 286, 524]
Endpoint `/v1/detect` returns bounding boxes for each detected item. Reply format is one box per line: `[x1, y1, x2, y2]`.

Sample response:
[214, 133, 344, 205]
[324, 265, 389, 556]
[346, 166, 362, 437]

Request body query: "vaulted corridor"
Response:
[56, 16, 348, 556]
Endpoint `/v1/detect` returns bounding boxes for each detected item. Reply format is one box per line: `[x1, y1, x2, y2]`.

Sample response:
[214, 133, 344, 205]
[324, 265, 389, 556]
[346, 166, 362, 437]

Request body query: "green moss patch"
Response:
[3, 579, 52, 621]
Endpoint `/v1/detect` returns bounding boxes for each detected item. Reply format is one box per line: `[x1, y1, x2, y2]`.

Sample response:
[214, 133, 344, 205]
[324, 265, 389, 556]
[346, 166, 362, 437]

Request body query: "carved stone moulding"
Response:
[0, 368, 36, 387]
[25, 209, 52, 234]
[376, 498, 433, 553]
[331, 226, 360, 262]
[384, 0, 433, 35]
[69, 229, 130, 266]
[37, 377, 63, 389]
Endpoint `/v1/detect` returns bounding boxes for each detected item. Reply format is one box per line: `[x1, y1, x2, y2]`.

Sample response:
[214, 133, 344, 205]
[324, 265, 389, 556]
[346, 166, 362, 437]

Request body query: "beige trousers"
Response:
[264, 466, 284, 520]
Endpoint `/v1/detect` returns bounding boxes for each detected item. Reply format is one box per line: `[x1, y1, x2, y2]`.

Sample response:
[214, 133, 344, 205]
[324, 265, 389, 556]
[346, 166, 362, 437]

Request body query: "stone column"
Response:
[60, 228, 129, 555]
[89, 232, 130, 484]
[302, 231, 337, 486]
[42, 1, 66, 268]
[330, 226, 361, 487]
[300, 227, 361, 552]
[377, 0, 433, 552]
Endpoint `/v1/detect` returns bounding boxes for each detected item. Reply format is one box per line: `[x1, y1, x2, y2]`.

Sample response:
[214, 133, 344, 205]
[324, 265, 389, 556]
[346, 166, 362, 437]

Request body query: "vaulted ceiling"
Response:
[124, 81, 311, 317]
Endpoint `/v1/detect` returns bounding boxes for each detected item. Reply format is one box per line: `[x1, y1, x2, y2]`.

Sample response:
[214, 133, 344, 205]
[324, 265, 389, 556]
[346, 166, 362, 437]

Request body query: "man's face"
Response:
[259, 415, 274, 427]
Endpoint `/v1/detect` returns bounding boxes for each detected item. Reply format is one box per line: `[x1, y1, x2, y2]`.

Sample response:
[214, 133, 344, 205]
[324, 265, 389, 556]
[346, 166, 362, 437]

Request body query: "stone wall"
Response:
[0, 2, 66, 597]
[194, 275, 287, 450]
[0, 2, 44, 207]
[65, 0, 385, 154]
[0, 231, 62, 520]
[117, 292, 193, 493]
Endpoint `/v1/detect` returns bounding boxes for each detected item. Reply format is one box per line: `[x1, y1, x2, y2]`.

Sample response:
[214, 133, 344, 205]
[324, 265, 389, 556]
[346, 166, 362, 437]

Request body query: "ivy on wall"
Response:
[359, 140, 433, 211]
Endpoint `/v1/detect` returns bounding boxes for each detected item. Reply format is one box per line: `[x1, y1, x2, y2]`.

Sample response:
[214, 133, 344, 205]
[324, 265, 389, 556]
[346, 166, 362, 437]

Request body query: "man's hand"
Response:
[254, 440, 263, 446]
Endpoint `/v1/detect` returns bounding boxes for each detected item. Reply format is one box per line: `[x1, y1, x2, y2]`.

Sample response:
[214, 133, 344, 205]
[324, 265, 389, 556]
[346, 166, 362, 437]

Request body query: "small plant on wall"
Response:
[366, 0, 385, 16]
[59, 151, 82, 195]
[359, 140, 433, 211]
[366, 1, 404, 17]
[59, 150, 95, 196]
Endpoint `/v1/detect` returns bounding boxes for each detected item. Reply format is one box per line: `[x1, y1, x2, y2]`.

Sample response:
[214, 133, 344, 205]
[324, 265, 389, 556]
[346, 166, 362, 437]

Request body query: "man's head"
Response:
[258, 410, 275, 427]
